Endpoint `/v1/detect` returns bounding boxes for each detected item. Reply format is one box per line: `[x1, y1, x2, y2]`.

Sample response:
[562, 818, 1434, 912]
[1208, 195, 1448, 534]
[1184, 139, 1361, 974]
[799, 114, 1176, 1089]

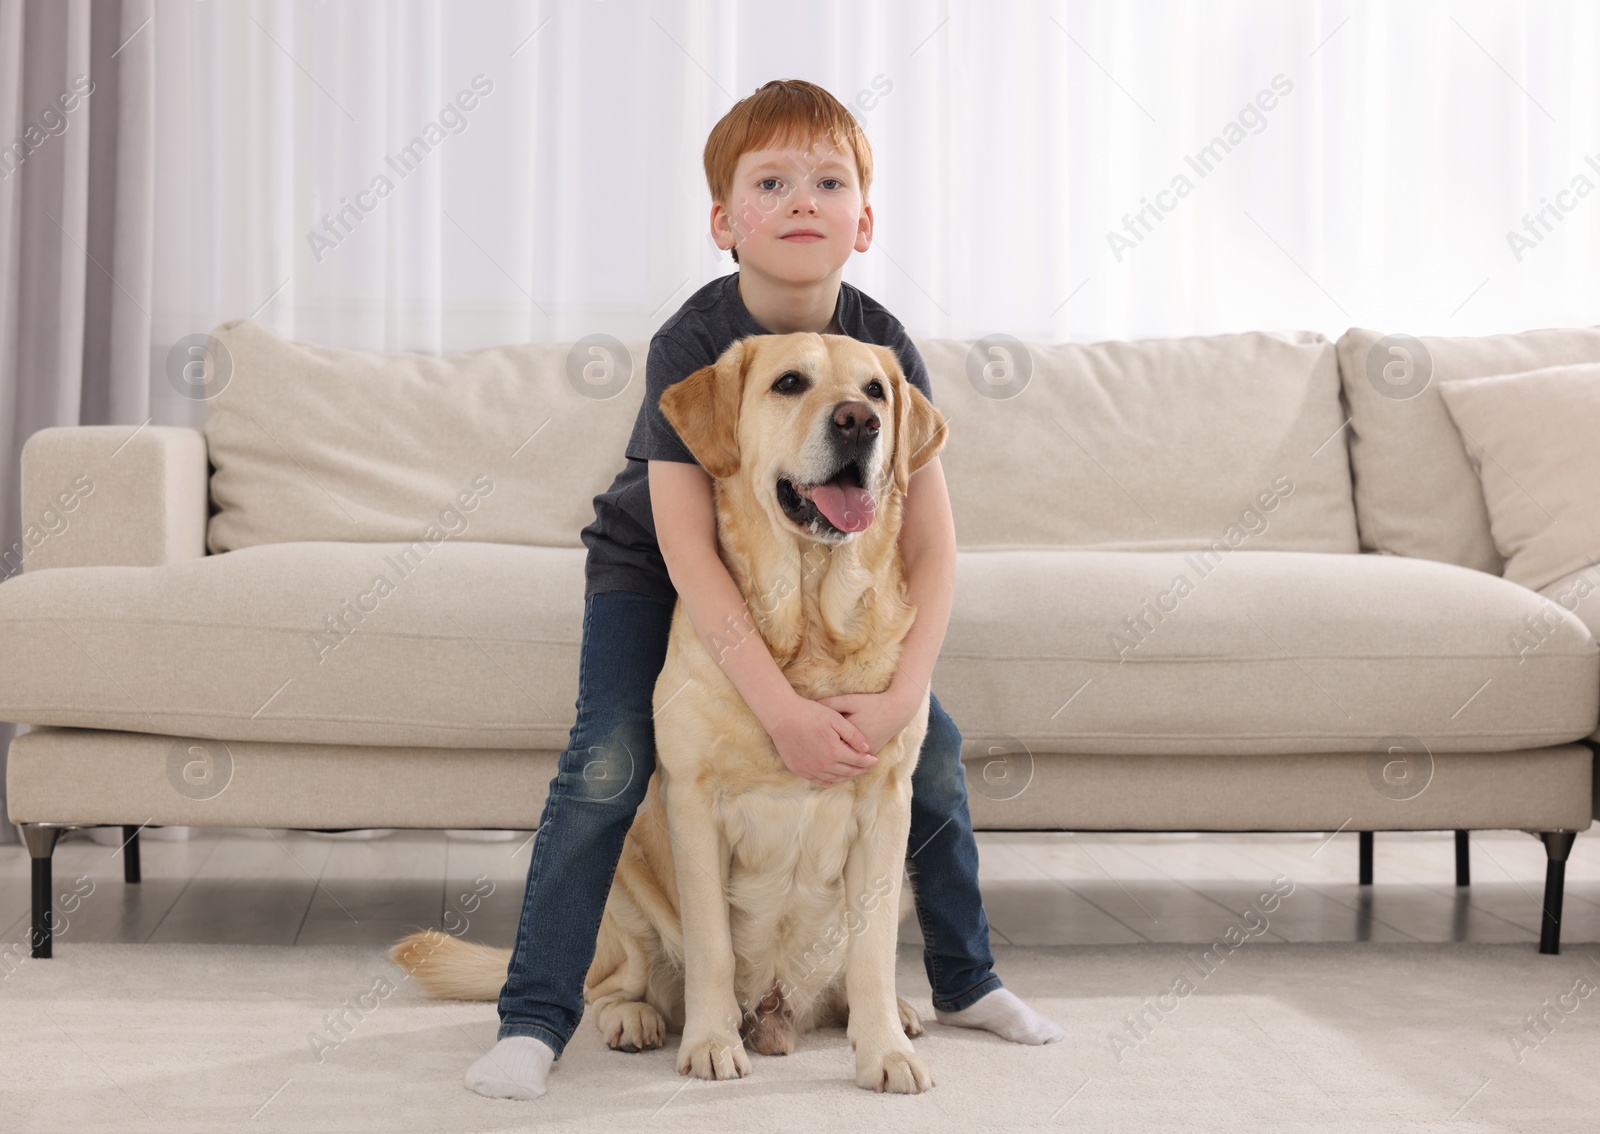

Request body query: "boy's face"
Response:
[711, 139, 873, 282]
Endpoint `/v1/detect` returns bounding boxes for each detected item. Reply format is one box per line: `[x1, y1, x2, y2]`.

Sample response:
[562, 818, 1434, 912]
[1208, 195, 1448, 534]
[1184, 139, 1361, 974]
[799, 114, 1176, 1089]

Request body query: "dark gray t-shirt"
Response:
[581, 271, 934, 603]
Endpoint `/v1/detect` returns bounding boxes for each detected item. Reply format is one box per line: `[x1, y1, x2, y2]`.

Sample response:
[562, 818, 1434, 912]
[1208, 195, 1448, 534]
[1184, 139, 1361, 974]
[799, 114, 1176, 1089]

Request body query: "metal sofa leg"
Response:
[1455, 829, 1470, 887]
[20, 824, 65, 959]
[121, 825, 142, 884]
[1539, 830, 1578, 956]
[1359, 830, 1373, 885]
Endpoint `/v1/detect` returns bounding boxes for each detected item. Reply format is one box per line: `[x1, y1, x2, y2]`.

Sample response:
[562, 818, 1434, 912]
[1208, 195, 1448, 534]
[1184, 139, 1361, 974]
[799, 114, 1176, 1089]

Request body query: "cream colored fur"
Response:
[392, 333, 948, 1093]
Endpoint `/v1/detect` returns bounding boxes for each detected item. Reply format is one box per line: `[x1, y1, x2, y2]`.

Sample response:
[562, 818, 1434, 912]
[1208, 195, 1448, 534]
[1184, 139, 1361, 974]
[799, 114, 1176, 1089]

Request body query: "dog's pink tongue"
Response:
[810, 475, 876, 532]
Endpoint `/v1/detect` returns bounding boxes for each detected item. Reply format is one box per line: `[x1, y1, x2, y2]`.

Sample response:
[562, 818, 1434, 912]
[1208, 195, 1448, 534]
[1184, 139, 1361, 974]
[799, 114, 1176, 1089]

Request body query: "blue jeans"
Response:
[497, 589, 1001, 1055]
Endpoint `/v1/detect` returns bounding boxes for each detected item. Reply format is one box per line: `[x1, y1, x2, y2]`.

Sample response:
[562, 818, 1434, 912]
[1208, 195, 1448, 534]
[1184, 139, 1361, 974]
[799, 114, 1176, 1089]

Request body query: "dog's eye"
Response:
[771, 371, 807, 395]
[864, 380, 885, 400]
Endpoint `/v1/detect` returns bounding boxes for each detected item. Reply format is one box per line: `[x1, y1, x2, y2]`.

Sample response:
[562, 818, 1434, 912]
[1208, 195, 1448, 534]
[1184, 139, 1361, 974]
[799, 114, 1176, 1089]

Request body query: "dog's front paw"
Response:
[676, 1032, 750, 1080]
[897, 997, 924, 1037]
[596, 1000, 666, 1052]
[856, 1045, 934, 1094]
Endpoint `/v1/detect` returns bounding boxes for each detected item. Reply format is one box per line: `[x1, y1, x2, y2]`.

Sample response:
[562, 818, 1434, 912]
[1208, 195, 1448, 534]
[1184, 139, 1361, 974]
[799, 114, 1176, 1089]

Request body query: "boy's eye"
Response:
[771, 371, 807, 394]
[820, 177, 842, 190]
[864, 380, 885, 400]
[758, 177, 782, 192]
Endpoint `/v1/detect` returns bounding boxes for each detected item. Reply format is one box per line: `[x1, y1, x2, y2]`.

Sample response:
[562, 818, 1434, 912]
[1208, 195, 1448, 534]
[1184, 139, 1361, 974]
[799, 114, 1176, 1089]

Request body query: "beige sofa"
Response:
[5, 318, 1598, 961]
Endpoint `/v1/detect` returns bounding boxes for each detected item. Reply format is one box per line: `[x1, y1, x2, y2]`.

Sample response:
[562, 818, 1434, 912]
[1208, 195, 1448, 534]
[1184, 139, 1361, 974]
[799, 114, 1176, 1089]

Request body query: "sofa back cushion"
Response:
[1336, 326, 1600, 574]
[915, 331, 1358, 552]
[203, 319, 647, 554]
[203, 320, 1355, 556]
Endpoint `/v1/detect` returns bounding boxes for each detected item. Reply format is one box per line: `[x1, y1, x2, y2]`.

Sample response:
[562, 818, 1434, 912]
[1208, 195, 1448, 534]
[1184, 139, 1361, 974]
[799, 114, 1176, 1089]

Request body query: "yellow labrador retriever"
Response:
[392, 332, 948, 1093]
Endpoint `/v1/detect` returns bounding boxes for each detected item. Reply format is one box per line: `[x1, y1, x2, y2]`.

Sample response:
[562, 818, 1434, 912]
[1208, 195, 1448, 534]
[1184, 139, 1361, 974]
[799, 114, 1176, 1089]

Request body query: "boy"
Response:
[469, 78, 1061, 1101]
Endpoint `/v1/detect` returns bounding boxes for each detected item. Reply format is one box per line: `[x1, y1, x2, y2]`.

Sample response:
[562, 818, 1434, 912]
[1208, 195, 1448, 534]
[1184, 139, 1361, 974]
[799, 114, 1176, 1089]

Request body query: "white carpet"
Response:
[2, 941, 1598, 1133]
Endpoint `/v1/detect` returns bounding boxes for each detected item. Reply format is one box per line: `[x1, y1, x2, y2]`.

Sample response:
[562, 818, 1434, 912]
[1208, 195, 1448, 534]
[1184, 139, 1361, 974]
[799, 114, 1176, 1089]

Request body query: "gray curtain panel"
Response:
[0, 0, 155, 844]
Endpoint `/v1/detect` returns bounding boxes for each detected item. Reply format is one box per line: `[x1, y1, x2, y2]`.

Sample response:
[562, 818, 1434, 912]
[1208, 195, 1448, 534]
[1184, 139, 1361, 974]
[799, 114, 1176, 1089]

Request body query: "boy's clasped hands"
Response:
[763, 687, 921, 787]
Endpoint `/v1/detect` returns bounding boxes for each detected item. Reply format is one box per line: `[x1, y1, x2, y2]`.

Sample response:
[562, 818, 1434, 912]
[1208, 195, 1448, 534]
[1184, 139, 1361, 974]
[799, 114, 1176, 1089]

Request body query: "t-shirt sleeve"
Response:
[877, 320, 934, 404]
[624, 332, 709, 465]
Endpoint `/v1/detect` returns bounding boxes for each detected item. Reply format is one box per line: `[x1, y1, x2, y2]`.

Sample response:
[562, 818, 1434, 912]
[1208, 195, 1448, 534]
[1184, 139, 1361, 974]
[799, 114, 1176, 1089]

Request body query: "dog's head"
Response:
[659, 333, 948, 545]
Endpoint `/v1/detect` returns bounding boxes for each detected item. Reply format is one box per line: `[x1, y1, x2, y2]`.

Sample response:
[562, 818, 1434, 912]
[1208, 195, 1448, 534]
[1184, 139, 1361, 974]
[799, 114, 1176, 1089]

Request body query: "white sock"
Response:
[934, 987, 1064, 1045]
[465, 1035, 556, 1100]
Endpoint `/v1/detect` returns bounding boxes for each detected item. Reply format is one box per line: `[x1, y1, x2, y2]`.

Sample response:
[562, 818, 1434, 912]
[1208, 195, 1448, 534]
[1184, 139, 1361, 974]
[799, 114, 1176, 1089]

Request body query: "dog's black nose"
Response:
[831, 400, 880, 446]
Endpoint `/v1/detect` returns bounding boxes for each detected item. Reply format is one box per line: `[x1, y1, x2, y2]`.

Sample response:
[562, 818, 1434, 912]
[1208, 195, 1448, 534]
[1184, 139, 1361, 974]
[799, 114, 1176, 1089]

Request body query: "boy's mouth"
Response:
[781, 229, 825, 242]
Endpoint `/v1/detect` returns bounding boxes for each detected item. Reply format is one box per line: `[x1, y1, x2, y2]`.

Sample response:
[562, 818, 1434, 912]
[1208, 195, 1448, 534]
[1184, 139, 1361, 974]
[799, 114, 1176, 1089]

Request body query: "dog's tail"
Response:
[389, 930, 513, 1001]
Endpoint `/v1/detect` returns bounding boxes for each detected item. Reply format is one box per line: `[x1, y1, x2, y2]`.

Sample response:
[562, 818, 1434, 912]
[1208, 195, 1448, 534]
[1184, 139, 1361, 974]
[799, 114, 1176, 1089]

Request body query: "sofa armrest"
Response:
[18, 425, 209, 571]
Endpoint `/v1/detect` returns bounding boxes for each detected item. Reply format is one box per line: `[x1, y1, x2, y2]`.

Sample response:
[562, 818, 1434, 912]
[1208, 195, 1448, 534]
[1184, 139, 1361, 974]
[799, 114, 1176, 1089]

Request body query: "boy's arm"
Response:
[649, 459, 878, 786]
[887, 454, 957, 711]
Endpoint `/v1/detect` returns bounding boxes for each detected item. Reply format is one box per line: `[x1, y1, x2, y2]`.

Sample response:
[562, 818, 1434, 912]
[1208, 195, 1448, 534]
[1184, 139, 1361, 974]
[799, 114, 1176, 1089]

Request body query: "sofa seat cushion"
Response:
[0, 540, 587, 749]
[2, 545, 1595, 756]
[1537, 565, 1600, 745]
[935, 549, 1600, 756]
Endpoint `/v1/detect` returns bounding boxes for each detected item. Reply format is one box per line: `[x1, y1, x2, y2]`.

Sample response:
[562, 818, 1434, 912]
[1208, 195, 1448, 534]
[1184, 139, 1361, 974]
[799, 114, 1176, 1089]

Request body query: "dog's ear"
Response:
[658, 339, 749, 480]
[880, 346, 948, 499]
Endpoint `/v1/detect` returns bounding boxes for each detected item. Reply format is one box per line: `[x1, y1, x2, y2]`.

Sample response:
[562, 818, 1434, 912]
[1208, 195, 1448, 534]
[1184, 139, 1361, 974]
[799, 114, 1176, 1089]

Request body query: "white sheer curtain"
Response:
[147, 0, 1599, 428]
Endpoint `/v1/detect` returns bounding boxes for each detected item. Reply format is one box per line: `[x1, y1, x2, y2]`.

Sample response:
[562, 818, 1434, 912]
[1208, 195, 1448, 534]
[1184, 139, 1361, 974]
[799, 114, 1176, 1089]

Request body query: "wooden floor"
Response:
[3, 825, 1600, 953]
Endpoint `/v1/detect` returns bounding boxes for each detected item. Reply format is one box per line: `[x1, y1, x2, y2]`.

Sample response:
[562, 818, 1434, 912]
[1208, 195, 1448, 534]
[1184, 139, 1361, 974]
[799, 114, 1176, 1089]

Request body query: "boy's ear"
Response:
[659, 338, 750, 479]
[880, 345, 948, 500]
